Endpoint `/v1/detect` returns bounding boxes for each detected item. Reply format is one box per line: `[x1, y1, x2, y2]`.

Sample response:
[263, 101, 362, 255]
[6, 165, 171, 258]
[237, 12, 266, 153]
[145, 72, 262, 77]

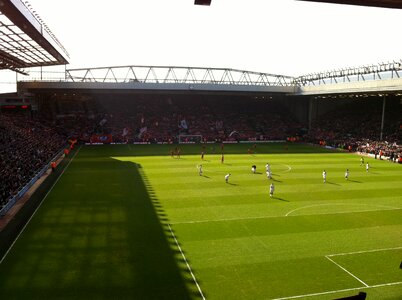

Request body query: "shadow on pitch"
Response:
[0, 155, 200, 299]
[326, 181, 340, 186]
[273, 197, 289, 202]
[120, 161, 200, 299]
[347, 179, 362, 183]
[136, 163, 205, 299]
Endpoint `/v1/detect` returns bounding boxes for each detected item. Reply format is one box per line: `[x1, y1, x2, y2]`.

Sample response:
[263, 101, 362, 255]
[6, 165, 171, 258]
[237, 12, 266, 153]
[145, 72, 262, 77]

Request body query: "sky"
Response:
[2, 0, 402, 92]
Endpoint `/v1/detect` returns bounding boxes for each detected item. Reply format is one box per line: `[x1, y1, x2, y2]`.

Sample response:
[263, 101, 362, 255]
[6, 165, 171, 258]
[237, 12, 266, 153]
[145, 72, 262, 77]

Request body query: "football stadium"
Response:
[0, 1, 401, 299]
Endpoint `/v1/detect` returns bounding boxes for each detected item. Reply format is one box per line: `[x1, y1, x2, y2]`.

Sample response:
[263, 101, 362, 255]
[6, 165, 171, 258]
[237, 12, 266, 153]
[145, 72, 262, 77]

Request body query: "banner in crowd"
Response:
[138, 126, 147, 138]
[180, 119, 188, 130]
[99, 118, 107, 126]
[122, 127, 129, 137]
[228, 130, 238, 137]
[90, 134, 113, 144]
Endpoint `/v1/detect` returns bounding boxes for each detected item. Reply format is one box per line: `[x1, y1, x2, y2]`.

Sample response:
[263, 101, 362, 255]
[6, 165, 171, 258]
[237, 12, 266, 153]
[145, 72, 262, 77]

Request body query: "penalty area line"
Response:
[167, 223, 206, 300]
[0, 146, 81, 265]
[325, 255, 369, 287]
[327, 246, 402, 257]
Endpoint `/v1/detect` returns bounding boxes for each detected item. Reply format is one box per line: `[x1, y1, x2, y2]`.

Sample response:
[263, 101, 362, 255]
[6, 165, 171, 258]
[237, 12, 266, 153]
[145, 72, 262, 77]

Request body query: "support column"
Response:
[308, 97, 315, 131]
[380, 96, 386, 141]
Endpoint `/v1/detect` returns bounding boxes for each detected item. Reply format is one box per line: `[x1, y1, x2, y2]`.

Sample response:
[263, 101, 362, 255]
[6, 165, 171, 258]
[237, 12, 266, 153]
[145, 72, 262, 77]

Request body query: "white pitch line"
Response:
[281, 164, 292, 173]
[272, 281, 402, 300]
[171, 215, 278, 225]
[285, 207, 400, 218]
[167, 223, 206, 300]
[327, 246, 402, 257]
[0, 146, 81, 265]
[325, 255, 369, 287]
[285, 203, 400, 217]
[172, 206, 402, 225]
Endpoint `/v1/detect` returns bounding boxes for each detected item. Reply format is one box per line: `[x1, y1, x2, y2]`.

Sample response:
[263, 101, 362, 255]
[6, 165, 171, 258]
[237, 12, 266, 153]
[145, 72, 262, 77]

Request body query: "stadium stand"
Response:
[51, 95, 304, 144]
[0, 111, 66, 209]
[305, 97, 402, 160]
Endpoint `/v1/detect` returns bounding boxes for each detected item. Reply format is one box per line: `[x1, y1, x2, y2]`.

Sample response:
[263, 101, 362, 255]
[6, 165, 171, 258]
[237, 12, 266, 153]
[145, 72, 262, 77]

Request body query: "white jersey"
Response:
[269, 184, 275, 197]
[225, 174, 231, 182]
[345, 170, 349, 179]
[322, 171, 326, 179]
[265, 164, 270, 171]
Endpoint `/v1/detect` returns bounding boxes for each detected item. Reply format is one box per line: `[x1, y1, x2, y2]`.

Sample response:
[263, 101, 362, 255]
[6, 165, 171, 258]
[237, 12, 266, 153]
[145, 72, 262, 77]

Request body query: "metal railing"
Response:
[294, 60, 402, 86]
[64, 65, 295, 86]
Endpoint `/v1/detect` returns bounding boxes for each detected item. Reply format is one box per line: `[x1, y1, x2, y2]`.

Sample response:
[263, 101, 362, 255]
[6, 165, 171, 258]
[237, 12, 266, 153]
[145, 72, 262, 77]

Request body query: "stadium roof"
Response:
[0, 0, 69, 74]
[297, 0, 402, 9]
[200, 0, 402, 9]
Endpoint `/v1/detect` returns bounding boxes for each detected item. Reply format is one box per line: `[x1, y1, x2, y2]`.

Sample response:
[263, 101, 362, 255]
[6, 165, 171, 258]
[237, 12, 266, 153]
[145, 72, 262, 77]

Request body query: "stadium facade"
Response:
[3, 63, 400, 140]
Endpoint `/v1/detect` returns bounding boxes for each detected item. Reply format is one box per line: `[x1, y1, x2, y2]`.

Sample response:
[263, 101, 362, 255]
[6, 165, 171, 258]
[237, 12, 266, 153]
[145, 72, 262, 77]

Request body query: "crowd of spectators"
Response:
[355, 140, 401, 162]
[0, 111, 66, 209]
[305, 98, 401, 161]
[50, 96, 401, 162]
[54, 95, 304, 144]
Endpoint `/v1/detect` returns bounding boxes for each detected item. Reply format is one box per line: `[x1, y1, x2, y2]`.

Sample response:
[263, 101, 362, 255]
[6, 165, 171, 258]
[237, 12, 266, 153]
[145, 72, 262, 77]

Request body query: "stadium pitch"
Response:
[0, 143, 401, 299]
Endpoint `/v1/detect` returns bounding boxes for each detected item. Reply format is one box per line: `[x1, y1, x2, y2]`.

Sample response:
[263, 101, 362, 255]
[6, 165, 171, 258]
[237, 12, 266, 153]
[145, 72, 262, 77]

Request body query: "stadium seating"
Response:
[305, 97, 401, 160]
[54, 95, 304, 143]
[0, 112, 66, 209]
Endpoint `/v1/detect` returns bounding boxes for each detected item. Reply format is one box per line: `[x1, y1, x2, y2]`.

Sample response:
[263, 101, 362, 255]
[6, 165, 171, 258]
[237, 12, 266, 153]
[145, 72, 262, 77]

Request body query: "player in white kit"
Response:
[269, 183, 275, 198]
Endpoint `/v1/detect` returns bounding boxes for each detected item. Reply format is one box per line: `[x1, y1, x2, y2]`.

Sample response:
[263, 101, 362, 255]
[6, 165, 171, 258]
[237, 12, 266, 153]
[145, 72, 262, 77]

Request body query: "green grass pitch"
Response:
[0, 143, 401, 299]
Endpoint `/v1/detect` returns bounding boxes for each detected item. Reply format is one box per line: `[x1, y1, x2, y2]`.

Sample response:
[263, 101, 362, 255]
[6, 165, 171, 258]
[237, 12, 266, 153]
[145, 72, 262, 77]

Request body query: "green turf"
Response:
[0, 143, 401, 299]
